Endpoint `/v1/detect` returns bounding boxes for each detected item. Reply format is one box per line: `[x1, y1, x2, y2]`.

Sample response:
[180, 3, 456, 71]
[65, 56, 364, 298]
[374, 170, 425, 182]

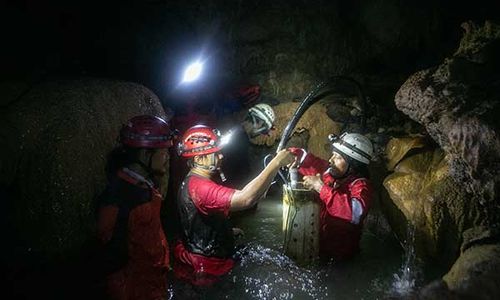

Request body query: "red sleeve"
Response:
[188, 176, 235, 217]
[318, 179, 372, 223]
[298, 153, 330, 176]
[97, 205, 118, 243]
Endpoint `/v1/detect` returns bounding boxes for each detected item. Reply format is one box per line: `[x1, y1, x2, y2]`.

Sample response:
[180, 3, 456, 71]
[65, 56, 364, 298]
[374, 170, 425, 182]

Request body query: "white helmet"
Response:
[328, 132, 373, 164]
[248, 103, 275, 132]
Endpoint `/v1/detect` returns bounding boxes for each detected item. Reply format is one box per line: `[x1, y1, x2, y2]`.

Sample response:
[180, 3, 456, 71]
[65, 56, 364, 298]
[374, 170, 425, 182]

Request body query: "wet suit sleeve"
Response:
[189, 176, 235, 217]
[296, 152, 330, 176]
[319, 177, 372, 224]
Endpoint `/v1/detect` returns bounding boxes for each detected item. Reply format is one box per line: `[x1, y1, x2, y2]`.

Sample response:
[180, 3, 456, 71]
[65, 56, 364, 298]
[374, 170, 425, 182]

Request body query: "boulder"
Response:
[382, 140, 486, 265]
[0, 78, 167, 260]
[385, 136, 427, 171]
[390, 21, 500, 297]
[394, 21, 500, 222]
[443, 236, 500, 299]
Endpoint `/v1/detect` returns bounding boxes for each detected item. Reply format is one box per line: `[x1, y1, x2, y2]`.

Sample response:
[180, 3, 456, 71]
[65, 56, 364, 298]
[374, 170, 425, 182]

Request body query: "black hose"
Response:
[277, 75, 366, 152]
[268, 76, 365, 185]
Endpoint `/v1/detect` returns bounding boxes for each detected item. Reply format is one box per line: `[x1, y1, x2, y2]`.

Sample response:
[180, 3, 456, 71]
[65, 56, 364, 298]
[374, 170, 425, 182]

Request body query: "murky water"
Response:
[170, 195, 425, 299]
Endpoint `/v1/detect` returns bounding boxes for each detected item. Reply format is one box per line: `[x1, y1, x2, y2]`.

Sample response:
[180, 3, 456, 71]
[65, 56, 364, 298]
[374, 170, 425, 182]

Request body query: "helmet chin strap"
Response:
[251, 126, 268, 137]
[249, 115, 269, 137]
[193, 153, 227, 182]
[218, 169, 227, 182]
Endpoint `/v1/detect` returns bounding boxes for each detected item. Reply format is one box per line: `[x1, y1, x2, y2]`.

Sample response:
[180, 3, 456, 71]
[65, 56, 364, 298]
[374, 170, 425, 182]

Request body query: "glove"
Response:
[287, 147, 307, 166]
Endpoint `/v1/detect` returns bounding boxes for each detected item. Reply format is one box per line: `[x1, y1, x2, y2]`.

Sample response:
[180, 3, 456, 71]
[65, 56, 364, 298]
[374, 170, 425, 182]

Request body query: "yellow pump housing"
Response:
[282, 185, 321, 265]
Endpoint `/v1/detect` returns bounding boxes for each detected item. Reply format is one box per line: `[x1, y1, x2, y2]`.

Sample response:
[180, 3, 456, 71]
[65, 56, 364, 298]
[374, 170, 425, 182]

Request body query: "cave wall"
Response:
[6, 0, 498, 108]
[389, 21, 500, 298]
[394, 21, 500, 230]
[0, 79, 167, 261]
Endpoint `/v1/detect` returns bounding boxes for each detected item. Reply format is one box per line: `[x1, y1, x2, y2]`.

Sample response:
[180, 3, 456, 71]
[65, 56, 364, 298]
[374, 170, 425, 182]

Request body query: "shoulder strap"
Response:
[122, 167, 154, 189]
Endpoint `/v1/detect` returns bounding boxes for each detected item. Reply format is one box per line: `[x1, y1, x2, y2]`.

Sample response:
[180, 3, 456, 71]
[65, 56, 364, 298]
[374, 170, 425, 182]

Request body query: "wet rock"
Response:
[385, 136, 427, 171]
[394, 21, 500, 222]
[460, 226, 500, 253]
[285, 129, 310, 150]
[257, 69, 316, 103]
[383, 147, 436, 223]
[326, 103, 352, 123]
[0, 79, 167, 259]
[382, 140, 487, 265]
[443, 242, 500, 300]
[414, 279, 456, 300]
[392, 21, 500, 299]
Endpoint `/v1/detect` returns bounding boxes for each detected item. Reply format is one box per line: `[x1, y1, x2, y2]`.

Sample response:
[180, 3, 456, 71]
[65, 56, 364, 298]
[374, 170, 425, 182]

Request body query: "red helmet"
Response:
[120, 115, 174, 148]
[177, 125, 223, 158]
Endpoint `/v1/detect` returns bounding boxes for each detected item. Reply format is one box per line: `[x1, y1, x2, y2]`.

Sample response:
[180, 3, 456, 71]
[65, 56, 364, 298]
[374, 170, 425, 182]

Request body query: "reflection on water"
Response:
[219, 243, 328, 299]
[172, 195, 417, 299]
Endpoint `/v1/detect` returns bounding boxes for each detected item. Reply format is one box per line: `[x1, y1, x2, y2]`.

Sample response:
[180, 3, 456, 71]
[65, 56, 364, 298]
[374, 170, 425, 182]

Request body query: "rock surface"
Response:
[0, 79, 167, 260]
[395, 21, 500, 224]
[389, 21, 500, 298]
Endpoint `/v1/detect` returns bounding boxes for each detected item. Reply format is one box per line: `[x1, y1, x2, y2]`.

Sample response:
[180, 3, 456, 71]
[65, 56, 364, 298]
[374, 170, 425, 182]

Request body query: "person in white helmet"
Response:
[243, 103, 276, 138]
[288, 132, 374, 261]
[222, 103, 276, 187]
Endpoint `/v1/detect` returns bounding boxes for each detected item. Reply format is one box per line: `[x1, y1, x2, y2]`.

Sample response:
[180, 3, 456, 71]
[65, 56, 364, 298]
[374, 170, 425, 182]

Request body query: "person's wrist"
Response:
[269, 158, 280, 169]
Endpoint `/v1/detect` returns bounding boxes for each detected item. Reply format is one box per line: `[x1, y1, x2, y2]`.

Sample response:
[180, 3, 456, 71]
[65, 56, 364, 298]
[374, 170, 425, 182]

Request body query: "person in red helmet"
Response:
[288, 132, 374, 261]
[173, 125, 294, 286]
[96, 115, 175, 300]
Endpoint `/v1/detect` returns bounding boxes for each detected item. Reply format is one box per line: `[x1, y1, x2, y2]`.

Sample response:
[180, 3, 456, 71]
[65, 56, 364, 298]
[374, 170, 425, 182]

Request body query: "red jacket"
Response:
[97, 168, 169, 300]
[296, 151, 372, 260]
[173, 174, 235, 286]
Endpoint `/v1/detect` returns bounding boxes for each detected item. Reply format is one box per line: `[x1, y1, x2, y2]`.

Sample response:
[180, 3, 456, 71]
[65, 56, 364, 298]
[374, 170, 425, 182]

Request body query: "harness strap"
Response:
[122, 167, 154, 189]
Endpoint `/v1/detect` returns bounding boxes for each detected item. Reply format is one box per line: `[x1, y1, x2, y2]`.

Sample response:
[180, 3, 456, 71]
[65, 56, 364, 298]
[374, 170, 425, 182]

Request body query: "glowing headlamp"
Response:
[181, 60, 203, 83]
[328, 133, 339, 143]
[219, 130, 233, 147]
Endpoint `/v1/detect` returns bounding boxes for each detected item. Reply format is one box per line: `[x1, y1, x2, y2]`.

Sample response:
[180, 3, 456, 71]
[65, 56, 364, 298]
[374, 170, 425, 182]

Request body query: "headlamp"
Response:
[328, 132, 347, 143]
[181, 60, 203, 83]
[219, 130, 233, 147]
[328, 133, 339, 143]
[212, 128, 221, 137]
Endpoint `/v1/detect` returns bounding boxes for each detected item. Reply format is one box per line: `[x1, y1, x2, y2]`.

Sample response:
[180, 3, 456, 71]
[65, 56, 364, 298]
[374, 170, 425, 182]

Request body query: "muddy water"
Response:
[170, 194, 426, 299]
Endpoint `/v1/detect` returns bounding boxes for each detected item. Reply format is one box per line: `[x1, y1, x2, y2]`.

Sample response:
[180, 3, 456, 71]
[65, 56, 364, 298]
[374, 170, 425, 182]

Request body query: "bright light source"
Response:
[219, 130, 233, 147]
[182, 61, 203, 83]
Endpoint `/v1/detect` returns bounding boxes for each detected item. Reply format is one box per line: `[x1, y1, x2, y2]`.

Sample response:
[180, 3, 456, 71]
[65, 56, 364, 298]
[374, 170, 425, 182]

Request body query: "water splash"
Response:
[207, 242, 329, 300]
[388, 222, 421, 297]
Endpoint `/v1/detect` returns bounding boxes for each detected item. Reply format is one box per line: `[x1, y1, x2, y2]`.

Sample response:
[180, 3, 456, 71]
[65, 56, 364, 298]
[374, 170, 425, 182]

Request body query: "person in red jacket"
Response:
[289, 132, 374, 261]
[97, 115, 175, 300]
[173, 125, 294, 286]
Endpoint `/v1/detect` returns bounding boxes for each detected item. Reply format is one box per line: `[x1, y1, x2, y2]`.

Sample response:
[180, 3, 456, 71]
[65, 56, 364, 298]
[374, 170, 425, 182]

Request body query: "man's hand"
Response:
[303, 173, 324, 193]
[287, 147, 307, 168]
[272, 149, 295, 168]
